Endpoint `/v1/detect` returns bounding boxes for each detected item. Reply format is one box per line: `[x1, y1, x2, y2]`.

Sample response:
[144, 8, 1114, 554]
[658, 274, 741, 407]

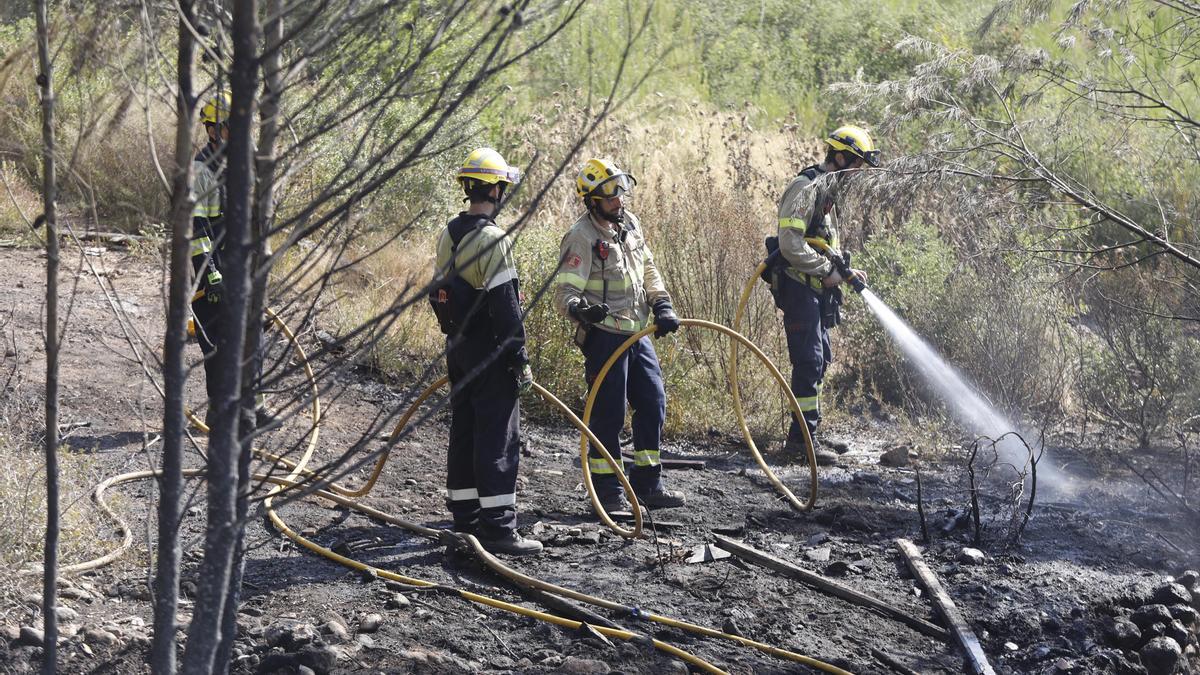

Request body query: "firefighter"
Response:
[190, 91, 231, 419]
[774, 125, 876, 465]
[190, 90, 273, 429]
[554, 158, 685, 515]
[430, 147, 542, 556]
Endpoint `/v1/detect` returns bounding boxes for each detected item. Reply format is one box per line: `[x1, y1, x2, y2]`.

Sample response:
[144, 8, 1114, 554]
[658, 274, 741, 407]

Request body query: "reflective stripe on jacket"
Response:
[553, 211, 669, 335]
[776, 165, 842, 288]
[434, 219, 518, 291]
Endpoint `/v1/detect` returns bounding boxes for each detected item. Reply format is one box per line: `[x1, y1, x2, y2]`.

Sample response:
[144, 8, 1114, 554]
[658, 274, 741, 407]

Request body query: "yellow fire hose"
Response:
[263, 379, 646, 539]
[728, 264, 820, 504]
[580, 318, 817, 513]
[185, 307, 324, 469]
[37, 309, 853, 674]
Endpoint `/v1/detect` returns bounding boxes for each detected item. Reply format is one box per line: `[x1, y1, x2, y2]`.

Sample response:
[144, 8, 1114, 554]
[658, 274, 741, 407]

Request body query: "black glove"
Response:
[652, 299, 680, 338]
[514, 363, 533, 394]
[569, 299, 610, 325]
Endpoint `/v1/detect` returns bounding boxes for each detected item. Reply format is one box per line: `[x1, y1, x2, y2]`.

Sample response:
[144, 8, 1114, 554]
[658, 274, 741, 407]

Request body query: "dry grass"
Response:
[0, 428, 126, 615]
[0, 160, 40, 241]
[274, 104, 843, 443]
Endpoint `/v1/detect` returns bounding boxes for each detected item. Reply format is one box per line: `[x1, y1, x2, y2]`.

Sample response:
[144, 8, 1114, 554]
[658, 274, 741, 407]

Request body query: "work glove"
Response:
[569, 299, 610, 325]
[651, 299, 680, 339]
[821, 268, 867, 290]
[515, 363, 533, 394]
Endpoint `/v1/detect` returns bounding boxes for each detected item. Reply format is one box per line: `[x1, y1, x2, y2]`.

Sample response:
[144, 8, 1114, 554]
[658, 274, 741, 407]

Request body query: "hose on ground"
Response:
[728, 264, 819, 503]
[37, 309, 854, 674]
[580, 318, 817, 513]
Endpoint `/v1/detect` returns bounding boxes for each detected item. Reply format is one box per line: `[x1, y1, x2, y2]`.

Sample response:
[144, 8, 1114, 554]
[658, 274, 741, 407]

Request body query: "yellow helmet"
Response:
[200, 90, 232, 125]
[575, 158, 637, 201]
[456, 147, 521, 187]
[826, 125, 880, 167]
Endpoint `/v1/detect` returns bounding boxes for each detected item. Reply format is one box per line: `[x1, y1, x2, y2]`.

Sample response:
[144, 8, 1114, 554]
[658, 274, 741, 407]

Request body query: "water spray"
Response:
[806, 236, 1066, 490]
[855, 281, 1066, 492]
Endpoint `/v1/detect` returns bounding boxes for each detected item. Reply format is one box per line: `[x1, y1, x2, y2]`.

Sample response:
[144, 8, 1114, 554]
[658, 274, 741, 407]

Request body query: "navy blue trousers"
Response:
[446, 332, 520, 538]
[191, 297, 265, 428]
[779, 274, 831, 444]
[582, 328, 666, 499]
[191, 297, 223, 403]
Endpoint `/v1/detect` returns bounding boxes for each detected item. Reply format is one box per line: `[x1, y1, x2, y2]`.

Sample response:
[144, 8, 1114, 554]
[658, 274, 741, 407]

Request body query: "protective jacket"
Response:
[776, 164, 843, 287]
[433, 212, 527, 538]
[191, 143, 226, 304]
[553, 211, 670, 335]
[433, 214, 528, 368]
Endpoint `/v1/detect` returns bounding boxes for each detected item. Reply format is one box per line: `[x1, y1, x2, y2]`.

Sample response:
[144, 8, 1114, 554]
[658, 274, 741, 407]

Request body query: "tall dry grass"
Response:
[0, 160, 41, 240]
[0, 399, 128, 609]
[294, 104, 833, 446]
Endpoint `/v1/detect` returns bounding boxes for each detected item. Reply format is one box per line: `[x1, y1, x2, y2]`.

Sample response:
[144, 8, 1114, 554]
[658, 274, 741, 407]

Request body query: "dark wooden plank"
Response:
[895, 538, 996, 675]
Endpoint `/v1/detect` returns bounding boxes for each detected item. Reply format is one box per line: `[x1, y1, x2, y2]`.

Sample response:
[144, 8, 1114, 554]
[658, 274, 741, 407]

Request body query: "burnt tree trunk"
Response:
[213, 0, 280, 666]
[34, 1, 60, 671]
[179, 0, 259, 671]
[151, 3, 198, 672]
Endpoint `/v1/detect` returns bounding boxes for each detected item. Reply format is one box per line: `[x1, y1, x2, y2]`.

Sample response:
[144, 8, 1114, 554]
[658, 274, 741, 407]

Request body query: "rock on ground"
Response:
[1139, 636, 1182, 675]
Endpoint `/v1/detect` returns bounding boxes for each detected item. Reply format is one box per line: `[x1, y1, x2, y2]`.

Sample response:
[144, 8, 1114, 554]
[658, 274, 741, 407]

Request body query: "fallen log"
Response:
[711, 534, 947, 641]
[870, 647, 922, 675]
[894, 538, 995, 675]
[76, 230, 148, 245]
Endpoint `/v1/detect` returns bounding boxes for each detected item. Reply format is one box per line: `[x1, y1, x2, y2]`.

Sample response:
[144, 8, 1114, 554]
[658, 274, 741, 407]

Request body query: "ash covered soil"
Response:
[1, 246, 1197, 675]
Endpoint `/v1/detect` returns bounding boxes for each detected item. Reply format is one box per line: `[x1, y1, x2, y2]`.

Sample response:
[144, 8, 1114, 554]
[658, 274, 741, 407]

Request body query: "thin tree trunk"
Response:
[151, 3, 197, 672]
[35, 1, 59, 671]
[213, 3, 280, 666]
[179, 0, 259, 671]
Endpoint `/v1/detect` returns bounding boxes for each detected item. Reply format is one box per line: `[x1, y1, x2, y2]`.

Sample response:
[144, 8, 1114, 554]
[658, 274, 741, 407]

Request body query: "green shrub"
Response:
[1078, 271, 1200, 449]
[832, 218, 1074, 429]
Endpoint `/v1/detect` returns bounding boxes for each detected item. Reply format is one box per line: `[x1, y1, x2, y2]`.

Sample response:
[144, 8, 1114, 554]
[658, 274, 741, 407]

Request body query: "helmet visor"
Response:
[590, 173, 636, 199]
[862, 149, 881, 168]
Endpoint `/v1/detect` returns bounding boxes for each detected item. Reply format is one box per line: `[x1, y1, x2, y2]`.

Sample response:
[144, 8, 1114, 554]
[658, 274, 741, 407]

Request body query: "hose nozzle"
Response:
[836, 252, 867, 294]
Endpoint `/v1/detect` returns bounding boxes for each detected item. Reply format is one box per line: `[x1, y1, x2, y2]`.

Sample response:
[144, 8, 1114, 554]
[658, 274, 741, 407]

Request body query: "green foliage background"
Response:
[1, 0, 1196, 451]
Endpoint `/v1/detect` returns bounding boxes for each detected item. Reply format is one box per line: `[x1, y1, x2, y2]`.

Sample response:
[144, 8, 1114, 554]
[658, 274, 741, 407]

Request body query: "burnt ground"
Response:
[0, 245, 1198, 675]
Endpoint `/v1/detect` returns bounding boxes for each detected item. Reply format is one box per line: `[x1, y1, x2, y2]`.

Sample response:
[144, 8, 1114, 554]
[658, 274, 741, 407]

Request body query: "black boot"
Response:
[476, 530, 543, 556]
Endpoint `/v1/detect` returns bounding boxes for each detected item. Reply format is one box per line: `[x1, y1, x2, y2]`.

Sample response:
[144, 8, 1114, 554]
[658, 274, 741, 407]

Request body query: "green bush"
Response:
[1078, 271, 1200, 449]
[832, 218, 1074, 429]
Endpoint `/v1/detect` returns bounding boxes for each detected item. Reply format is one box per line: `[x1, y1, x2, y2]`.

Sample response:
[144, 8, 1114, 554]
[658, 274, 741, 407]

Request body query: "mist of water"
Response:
[858, 288, 1066, 491]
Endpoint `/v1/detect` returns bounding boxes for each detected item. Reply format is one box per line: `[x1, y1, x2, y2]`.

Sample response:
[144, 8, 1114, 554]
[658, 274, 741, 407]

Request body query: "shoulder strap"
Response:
[798, 164, 824, 182]
[445, 215, 491, 273]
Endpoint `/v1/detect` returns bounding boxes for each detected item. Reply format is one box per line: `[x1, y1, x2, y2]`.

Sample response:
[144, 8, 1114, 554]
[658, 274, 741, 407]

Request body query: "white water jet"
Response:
[858, 289, 1067, 492]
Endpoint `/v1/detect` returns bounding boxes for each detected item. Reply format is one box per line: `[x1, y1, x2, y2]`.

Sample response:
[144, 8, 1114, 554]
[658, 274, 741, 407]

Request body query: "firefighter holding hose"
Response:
[772, 125, 877, 465]
[554, 158, 686, 516]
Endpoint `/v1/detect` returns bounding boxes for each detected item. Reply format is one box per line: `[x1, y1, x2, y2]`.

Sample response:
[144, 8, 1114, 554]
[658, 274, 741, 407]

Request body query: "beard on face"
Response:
[595, 201, 624, 224]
